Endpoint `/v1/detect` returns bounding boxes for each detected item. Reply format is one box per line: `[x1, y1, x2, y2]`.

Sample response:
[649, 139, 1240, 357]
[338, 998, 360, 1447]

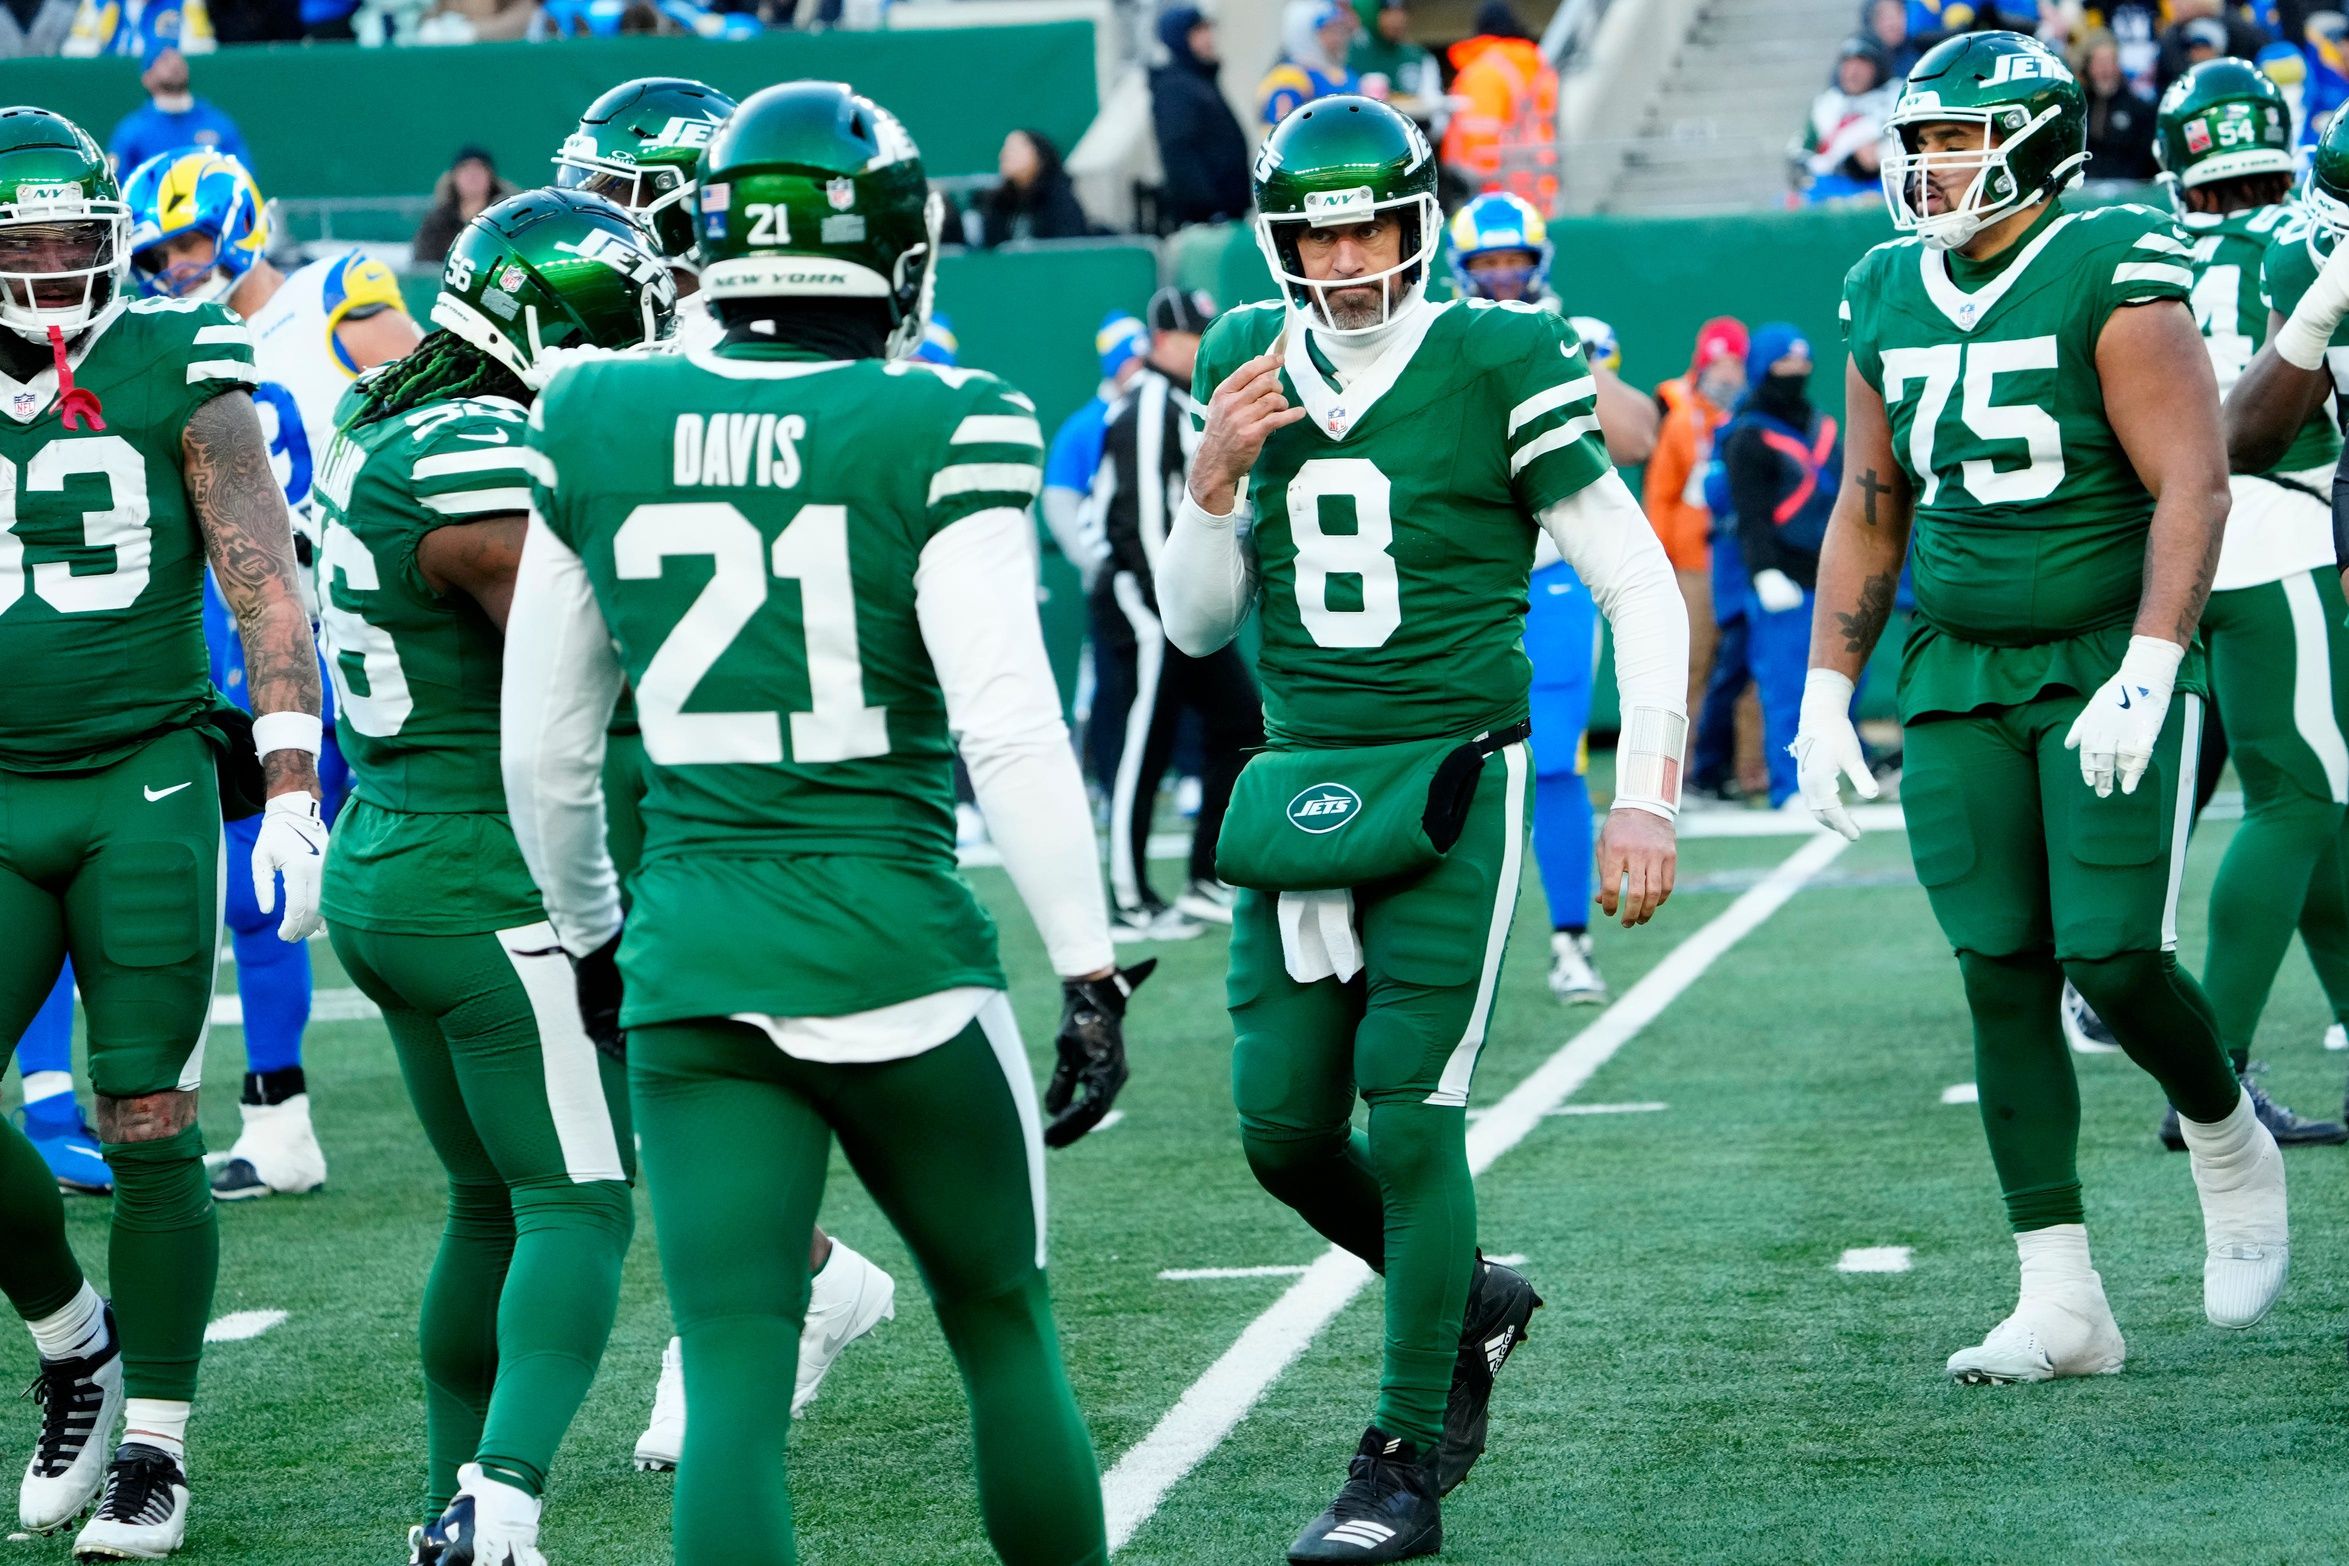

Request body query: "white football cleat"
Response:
[209, 1094, 327, 1201]
[795, 1241, 895, 1417]
[423, 1464, 543, 1566]
[19, 1312, 122, 1533]
[2327, 1022, 2347, 1052]
[1945, 1280, 2127, 1385]
[1546, 931, 1607, 1006]
[632, 1338, 684, 1472]
[70, 1443, 186, 1560]
[2187, 1106, 2290, 1329]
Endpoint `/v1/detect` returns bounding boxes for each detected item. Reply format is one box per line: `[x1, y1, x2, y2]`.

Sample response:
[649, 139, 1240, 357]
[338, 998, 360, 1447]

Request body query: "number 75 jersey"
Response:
[1189, 298, 1612, 748]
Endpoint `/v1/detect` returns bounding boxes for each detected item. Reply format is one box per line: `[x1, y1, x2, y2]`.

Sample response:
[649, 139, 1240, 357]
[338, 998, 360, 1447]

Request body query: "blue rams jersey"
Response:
[1044, 396, 1113, 495]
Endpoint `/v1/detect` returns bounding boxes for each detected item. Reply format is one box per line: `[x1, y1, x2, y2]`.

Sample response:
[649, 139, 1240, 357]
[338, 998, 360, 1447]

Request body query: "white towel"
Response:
[1277, 889, 1362, 983]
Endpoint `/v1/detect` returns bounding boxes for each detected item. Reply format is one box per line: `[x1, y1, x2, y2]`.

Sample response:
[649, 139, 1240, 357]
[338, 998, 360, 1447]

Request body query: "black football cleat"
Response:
[2160, 1077, 2347, 1152]
[1287, 1427, 1441, 1563]
[1436, 1256, 1542, 1495]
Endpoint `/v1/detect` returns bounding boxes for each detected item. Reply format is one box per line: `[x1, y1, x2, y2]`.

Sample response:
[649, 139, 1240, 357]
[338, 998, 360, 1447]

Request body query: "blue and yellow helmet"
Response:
[123, 146, 268, 302]
[912, 310, 958, 366]
[1445, 191, 1551, 302]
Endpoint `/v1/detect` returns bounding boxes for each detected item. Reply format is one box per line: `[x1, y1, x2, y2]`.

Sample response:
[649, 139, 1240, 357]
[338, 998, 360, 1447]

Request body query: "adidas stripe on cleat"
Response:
[19, 1305, 123, 1535]
[70, 1443, 187, 1560]
[1288, 1427, 1441, 1563]
[1436, 1257, 1542, 1495]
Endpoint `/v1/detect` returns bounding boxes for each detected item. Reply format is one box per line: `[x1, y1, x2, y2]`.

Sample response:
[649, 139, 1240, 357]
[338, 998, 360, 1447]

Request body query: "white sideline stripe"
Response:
[1836, 1247, 1913, 1274]
[204, 1309, 287, 1343]
[1550, 1100, 1668, 1116]
[1941, 1082, 1978, 1105]
[1160, 1266, 1312, 1281]
[210, 988, 379, 1027]
[1100, 831, 1850, 1552]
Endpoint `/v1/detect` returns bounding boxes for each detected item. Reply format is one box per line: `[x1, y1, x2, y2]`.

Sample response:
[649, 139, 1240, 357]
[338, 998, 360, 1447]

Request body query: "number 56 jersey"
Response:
[525, 343, 1048, 1022]
[1840, 201, 2203, 722]
[1188, 297, 1611, 749]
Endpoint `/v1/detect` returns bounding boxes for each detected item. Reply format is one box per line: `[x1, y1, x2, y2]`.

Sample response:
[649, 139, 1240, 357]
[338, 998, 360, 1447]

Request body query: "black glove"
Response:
[1044, 959, 1154, 1149]
[572, 932, 626, 1063]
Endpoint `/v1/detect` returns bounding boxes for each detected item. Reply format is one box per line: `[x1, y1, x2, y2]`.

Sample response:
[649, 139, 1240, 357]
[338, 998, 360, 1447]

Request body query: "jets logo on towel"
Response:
[1286, 783, 1362, 835]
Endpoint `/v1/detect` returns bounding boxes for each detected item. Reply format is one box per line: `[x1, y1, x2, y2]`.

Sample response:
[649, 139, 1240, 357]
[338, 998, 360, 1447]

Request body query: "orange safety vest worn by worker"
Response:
[1439, 33, 1558, 211]
[1645, 376, 1731, 572]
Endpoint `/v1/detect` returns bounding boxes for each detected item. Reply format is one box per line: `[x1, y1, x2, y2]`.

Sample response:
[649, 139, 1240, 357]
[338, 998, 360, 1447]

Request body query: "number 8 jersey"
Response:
[1188, 296, 1611, 747]
[1840, 201, 2202, 722]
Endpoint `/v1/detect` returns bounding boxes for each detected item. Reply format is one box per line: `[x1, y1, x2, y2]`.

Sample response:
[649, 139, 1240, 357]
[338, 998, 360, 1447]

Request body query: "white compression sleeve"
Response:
[499, 515, 625, 956]
[1158, 487, 1258, 656]
[917, 507, 1116, 979]
[1536, 470, 1691, 818]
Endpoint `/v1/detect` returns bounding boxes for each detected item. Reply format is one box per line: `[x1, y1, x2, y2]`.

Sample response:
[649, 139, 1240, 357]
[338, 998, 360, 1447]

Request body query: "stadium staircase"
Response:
[1583, 0, 1867, 214]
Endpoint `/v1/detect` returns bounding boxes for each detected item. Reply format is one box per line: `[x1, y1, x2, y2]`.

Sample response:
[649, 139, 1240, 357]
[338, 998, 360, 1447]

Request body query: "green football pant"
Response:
[0, 729, 222, 1400]
[2297, 834, 2349, 1029]
[2199, 571, 2349, 1065]
[603, 727, 646, 896]
[329, 921, 635, 1515]
[1227, 743, 1529, 1448]
[1903, 696, 2238, 1230]
[631, 1001, 1106, 1566]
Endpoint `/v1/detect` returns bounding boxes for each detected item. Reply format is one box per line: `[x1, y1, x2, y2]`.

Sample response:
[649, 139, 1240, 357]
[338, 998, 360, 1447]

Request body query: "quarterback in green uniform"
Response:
[1794, 32, 2287, 1382]
[2147, 59, 2349, 1146]
[314, 190, 673, 1566]
[501, 82, 1143, 1566]
[1164, 98, 1689, 1562]
[0, 108, 329, 1558]
[549, 77, 900, 1469]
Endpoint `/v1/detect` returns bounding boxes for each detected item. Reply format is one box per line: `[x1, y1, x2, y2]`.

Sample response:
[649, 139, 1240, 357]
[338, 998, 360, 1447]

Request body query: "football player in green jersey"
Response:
[0, 107, 329, 1559]
[502, 82, 1143, 1566]
[2146, 59, 2349, 1148]
[1163, 97, 1690, 1562]
[315, 189, 674, 1566]
[551, 71, 900, 1474]
[1793, 32, 2287, 1384]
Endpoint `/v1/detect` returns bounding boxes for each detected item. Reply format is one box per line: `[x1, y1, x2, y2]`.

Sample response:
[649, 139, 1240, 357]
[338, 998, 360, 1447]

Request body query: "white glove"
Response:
[2275, 233, 2349, 370]
[252, 792, 330, 941]
[1791, 668, 1878, 841]
[2065, 635, 2183, 798]
[1752, 567, 1805, 615]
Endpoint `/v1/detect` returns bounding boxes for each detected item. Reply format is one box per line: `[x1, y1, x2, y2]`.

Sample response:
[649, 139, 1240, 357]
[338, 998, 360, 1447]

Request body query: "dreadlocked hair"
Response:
[352, 329, 529, 426]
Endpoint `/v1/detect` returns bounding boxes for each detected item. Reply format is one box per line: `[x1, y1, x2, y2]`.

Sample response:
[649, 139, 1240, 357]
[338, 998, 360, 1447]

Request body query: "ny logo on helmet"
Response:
[1981, 47, 2072, 88]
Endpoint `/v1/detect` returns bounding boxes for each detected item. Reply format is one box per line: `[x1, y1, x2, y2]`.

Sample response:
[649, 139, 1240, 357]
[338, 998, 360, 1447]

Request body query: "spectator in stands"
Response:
[2077, 28, 2159, 180]
[1440, 1, 1559, 211]
[66, 0, 209, 55]
[1864, 0, 1923, 77]
[106, 39, 245, 174]
[2158, 0, 2269, 87]
[410, 145, 514, 266]
[1151, 6, 1253, 227]
[976, 129, 1095, 247]
[1259, 0, 1361, 128]
[1, 0, 82, 55]
[1793, 37, 1895, 205]
[1351, 0, 1445, 130]
[1646, 316, 1747, 753]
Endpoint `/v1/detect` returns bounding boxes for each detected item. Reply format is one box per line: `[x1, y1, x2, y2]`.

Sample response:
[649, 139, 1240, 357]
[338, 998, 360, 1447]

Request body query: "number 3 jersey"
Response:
[0, 296, 257, 771]
[1841, 200, 2205, 722]
[524, 343, 1047, 1021]
[315, 391, 547, 935]
[1188, 298, 1611, 748]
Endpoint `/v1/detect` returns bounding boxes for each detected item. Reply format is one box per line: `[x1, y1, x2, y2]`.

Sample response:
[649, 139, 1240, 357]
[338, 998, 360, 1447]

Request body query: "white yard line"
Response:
[204, 1309, 288, 1343]
[1548, 1101, 1668, 1117]
[1941, 1083, 1978, 1105]
[1100, 831, 1851, 1553]
[209, 988, 380, 1027]
[1836, 1247, 1913, 1274]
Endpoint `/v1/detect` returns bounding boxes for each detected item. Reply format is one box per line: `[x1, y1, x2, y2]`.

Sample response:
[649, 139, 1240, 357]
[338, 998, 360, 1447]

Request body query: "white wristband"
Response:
[2274, 308, 2337, 373]
[1612, 704, 1687, 819]
[251, 711, 323, 759]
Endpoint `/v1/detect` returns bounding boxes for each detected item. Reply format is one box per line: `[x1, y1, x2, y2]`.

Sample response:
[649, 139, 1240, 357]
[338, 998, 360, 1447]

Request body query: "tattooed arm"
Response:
[2100, 299, 2230, 648]
[185, 390, 323, 799]
[1805, 358, 1913, 680]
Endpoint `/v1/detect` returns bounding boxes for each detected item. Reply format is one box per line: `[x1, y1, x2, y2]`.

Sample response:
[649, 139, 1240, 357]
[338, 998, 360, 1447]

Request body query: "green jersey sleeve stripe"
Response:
[515, 448, 557, 489]
[193, 323, 250, 348]
[412, 448, 535, 482]
[951, 413, 1044, 447]
[2112, 261, 2194, 289]
[2131, 231, 2191, 257]
[1509, 414, 1602, 476]
[927, 461, 1042, 504]
[1506, 375, 1597, 439]
[421, 486, 531, 517]
[185, 359, 258, 385]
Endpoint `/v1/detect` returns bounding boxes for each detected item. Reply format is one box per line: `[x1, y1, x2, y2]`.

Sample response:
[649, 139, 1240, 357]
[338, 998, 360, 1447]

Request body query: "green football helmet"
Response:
[692, 80, 941, 361]
[1251, 94, 1439, 335]
[2154, 58, 2293, 210]
[553, 77, 737, 267]
[430, 188, 677, 390]
[1881, 30, 2088, 251]
[2302, 106, 2349, 260]
[0, 106, 128, 340]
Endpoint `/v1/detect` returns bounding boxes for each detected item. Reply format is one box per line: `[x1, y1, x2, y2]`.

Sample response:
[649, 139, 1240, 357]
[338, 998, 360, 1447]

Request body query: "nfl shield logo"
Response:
[11, 391, 35, 419]
[826, 179, 856, 211]
[2185, 119, 2213, 155]
[497, 264, 525, 293]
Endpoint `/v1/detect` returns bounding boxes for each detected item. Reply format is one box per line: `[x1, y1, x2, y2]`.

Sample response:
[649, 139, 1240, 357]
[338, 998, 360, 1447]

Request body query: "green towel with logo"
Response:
[1216, 733, 1491, 891]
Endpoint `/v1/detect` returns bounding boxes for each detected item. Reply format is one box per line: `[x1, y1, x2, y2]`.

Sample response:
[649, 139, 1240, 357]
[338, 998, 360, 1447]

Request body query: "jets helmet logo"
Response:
[556, 229, 665, 289]
[1980, 45, 2072, 88]
[648, 115, 724, 152]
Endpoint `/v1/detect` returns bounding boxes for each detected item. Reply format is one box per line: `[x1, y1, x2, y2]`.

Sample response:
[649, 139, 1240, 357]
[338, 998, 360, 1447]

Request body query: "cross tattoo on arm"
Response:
[1855, 467, 1892, 529]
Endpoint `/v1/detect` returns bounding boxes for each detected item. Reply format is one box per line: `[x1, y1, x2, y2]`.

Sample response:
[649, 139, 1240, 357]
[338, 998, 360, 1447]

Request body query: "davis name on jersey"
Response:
[1188, 296, 1610, 748]
[0, 295, 257, 770]
[526, 344, 1044, 1023]
[246, 250, 407, 512]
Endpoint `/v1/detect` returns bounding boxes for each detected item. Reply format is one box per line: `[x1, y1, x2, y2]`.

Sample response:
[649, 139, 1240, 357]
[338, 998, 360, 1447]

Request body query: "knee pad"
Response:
[2063, 949, 2187, 1020]
[102, 1123, 210, 1231]
[443, 1178, 513, 1241]
[1955, 948, 2064, 1029]
[507, 1178, 635, 1245]
[1237, 1113, 1353, 1183]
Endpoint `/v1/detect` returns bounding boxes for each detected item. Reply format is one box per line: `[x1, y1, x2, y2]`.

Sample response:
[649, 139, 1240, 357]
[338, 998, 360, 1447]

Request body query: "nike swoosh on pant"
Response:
[143, 782, 193, 802]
